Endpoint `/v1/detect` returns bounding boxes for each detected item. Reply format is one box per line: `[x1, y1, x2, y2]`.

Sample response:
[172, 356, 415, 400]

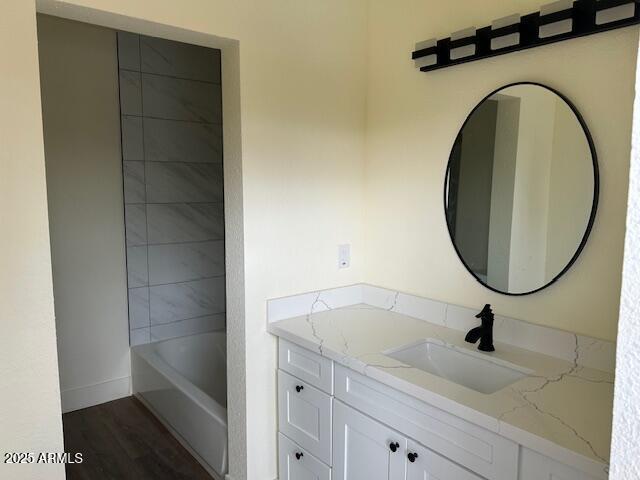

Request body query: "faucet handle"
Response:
[475, 304, 493, 319]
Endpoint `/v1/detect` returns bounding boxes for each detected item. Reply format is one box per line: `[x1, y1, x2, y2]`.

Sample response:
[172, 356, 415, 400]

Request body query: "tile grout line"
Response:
[125, 200, 224, 206]
[130, 273, 226, 290]
[130, 312, 227, 332]
[120, 66, 222, 86]
[116, 33, 135, 348]
[137, 33, 152, 344]
[121, 112, 222, 126]
[130, 238, 226, 248]
[150, 312, 227, 329]
[122, 159, 224, 166]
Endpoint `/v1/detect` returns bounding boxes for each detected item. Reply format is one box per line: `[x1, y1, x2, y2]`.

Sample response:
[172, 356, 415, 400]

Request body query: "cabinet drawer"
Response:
[406, 440, 482, 480]
[334, 365, 518, 480]
[279, 433, 331, 480]
[279, 339, 334, 394]
[279, 369, 333, 464]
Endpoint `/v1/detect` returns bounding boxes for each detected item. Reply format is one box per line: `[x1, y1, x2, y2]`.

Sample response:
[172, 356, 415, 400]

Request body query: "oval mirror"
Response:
[445, 83, 598, 296]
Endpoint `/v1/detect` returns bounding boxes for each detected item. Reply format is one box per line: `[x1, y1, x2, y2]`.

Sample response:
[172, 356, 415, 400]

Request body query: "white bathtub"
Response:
[132, 331, 227, 478]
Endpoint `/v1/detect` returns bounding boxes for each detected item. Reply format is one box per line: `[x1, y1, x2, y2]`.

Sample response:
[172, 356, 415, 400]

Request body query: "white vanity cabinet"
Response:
[332, 400, 406, 480]
[333, 365, 518, 480]
[332, 401, 482, 480]
[276, 338, 606, 480]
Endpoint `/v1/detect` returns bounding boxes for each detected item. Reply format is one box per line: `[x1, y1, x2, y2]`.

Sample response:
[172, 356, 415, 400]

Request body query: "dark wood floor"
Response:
[63, 396, 213, 480]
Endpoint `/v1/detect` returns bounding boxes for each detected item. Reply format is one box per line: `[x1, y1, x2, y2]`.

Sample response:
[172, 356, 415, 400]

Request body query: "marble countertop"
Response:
[268, 303, 613, 477]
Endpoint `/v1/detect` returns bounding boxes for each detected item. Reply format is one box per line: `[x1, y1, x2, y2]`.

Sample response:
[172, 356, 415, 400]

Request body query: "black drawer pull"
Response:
[295, 385, 304, 393]
[408, 452, 419, 463]
[389, 442, 400, 452]
[295, 452, 304, 460]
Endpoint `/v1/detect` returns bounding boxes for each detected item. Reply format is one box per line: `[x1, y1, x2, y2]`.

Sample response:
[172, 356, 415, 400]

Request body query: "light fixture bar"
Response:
[491, 15, 522, 50]
[411, 0, 640, 73]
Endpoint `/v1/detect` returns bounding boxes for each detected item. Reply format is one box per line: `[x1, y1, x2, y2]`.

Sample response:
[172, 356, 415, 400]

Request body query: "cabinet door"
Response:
[279, 370, 333, 464]
[333, 400, 406, 480]
[406, 440, 482, 480]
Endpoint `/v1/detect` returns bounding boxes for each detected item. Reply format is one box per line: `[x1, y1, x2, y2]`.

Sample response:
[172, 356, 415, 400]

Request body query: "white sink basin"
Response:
[383, 339, 531, 394]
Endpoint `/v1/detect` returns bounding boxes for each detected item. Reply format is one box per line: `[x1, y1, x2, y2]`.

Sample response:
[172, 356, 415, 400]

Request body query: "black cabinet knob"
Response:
[408, 452, 419, 463]
[389, 442, 400, 452]
[295, 452, 304, 460]
[295, 385, 304, 393]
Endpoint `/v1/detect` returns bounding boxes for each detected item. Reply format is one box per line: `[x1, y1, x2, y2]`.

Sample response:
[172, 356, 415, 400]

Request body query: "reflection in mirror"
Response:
[445, 84, 597, 295]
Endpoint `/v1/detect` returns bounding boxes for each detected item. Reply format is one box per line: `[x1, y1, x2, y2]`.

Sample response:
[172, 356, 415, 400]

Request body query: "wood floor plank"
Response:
[63, 396, 213, 480]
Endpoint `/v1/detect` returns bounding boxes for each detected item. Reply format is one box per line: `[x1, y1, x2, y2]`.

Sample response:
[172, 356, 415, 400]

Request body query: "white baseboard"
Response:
[224, 476, 277, 480]
[61, 376, 131, 413]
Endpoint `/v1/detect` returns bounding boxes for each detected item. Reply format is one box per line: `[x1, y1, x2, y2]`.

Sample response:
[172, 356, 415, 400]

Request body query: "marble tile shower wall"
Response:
[117, 32, 225, 346]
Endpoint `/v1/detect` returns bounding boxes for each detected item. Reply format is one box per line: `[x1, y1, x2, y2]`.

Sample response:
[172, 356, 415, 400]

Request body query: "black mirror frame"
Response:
[443, 81, 599, 296]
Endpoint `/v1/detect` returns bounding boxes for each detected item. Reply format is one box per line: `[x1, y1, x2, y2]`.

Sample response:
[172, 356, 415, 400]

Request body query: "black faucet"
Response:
[465, 304, 495, 352]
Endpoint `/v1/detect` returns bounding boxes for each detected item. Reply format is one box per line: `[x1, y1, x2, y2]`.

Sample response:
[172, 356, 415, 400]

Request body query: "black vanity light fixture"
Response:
[412, 0, 640, 72]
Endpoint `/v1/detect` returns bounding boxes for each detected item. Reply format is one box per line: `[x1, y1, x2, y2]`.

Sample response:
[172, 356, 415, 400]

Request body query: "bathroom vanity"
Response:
[267, 285, 613, 480]
[268, 81, 612, 479]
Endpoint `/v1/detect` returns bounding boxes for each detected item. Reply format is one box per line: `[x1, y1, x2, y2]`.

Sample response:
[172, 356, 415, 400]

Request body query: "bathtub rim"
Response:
[132, 332, 228, 429]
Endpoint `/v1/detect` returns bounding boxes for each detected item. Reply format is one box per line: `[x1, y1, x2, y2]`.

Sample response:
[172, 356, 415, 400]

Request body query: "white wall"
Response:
[454, 100, 497, 278]
[2, 2, 637, 479]
[487, 96, 519, 290]
[546, 99, 594, 279]
[508, 86, 556, 291]
[365, 0, 638, 341]
[37, 14, 131, 413]
[610, 33, 640, 479]
[31, 1, 368, 479]
[0, 2, 65, 479]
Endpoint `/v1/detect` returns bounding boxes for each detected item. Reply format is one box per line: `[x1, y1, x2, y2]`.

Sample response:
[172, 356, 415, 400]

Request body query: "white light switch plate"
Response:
[338, 244, 350, 269]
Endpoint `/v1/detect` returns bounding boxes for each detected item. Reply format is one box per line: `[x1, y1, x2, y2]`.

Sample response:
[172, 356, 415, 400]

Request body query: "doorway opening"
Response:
[37, 13, 241, 480]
